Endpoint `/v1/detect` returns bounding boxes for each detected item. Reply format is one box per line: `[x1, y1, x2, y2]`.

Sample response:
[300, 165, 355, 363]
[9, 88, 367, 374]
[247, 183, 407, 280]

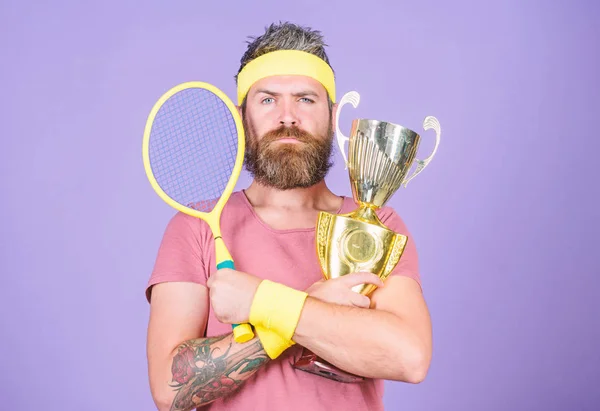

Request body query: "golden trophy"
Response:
[293, 91, 441, 382]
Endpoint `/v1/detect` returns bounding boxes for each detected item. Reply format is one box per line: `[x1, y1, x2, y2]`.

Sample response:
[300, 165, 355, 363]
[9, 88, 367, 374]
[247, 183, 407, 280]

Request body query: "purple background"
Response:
[1, 1, 599, 410]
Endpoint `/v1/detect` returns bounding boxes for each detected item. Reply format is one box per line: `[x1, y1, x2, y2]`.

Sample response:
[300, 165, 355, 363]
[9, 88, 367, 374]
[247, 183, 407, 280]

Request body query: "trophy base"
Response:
[293, 348, 365, 383]
[316, 206, 408, 295]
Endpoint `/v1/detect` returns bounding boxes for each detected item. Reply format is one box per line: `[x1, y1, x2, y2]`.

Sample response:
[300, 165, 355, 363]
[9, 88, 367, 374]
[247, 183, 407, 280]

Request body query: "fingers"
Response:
[350, 292, 371, 308]
[340, 272, 384, 288]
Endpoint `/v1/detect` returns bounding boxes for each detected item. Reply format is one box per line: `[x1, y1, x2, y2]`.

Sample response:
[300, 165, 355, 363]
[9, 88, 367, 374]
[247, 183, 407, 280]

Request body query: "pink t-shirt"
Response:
[146, 190, 420, 411]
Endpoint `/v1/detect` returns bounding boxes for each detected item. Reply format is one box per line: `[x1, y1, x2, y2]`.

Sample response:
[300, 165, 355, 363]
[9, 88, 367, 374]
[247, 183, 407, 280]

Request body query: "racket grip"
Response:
[232, 323, 255, 343]
[216, 259, 256, 344]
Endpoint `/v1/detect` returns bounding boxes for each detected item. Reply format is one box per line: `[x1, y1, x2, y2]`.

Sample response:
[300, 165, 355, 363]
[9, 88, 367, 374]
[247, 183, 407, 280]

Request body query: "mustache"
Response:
[260, 125, 314, 143]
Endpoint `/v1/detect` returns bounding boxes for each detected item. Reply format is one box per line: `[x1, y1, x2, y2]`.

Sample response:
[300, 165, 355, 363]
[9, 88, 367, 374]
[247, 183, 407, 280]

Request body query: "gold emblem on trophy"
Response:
[294, 91, 442, 382]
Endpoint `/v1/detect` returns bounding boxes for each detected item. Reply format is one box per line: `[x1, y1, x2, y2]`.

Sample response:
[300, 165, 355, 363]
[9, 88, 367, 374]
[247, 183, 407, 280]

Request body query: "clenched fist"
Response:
[206, 268, 262, 324]
[305, 272, 384, 308]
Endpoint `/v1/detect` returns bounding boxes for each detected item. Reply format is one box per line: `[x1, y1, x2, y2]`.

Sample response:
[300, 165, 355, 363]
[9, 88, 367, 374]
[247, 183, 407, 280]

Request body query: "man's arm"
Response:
[292, 276, 432, 383]
[146, 282, 269, 411]
[209, 268, 432, 384]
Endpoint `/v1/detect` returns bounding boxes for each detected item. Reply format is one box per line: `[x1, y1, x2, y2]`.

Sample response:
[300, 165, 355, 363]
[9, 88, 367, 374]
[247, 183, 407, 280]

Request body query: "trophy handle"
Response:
[335, 91, 360, 169]
[402, 116, 441, 187]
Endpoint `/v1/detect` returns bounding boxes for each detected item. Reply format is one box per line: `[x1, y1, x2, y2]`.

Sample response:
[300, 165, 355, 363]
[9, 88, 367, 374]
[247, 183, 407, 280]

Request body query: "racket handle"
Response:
[232, 323, 255, 343]
[217, 259, 256, 344]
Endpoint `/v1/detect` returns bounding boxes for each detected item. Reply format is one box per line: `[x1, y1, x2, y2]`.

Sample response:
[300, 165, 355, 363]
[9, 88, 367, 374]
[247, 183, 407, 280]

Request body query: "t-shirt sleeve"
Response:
[145, 212, 209, 302]
[378, 207, 421, 290]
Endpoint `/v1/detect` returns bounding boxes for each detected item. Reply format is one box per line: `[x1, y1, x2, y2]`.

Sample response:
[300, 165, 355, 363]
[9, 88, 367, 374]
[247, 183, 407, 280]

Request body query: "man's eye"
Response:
[299, 97, 314, 103]
[261, 97, 275, 104]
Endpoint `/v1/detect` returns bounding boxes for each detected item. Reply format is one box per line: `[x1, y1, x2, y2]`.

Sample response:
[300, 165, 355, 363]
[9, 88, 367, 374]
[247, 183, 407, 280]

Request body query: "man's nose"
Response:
[278, 99, 298, 126]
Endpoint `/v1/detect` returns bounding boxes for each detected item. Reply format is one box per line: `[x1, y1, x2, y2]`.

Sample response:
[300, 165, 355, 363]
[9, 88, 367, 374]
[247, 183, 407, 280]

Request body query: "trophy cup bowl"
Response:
[293, 91, 441, 383]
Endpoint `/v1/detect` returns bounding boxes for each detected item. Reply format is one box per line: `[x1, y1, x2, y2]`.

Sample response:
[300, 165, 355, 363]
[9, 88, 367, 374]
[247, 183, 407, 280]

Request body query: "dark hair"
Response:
[235, 21, 333, 84]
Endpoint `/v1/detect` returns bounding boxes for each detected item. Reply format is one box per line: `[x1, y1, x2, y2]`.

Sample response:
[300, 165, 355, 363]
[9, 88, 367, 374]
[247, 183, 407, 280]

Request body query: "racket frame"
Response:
[142, 81, 254, 343]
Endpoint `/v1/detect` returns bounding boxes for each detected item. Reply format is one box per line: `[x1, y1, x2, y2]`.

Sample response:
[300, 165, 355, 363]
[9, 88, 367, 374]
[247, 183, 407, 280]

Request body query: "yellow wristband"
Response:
[254, 326, 294, 359]
[249, 280, 308, 342]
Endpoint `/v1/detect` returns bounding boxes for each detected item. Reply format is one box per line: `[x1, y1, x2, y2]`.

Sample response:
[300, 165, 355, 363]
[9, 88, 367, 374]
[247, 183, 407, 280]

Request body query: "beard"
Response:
[243, 119, 334, 190]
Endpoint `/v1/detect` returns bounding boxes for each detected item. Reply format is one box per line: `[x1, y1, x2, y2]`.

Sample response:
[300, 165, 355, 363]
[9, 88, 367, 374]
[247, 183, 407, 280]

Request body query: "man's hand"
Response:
[208, 269, 384, 324]
[305, 272, 384, 308]
[206, 268, 262, 324]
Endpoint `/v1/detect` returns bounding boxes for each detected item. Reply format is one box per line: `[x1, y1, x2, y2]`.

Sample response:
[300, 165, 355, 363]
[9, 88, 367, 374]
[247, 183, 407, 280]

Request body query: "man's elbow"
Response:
[404, 361, 429, 384]
[150, 386, 175, 411]
[153, 398, 173, 411]
[149, 373, 181, 411]
[393, 345, 431, 384]
[408, 346, 431, 383]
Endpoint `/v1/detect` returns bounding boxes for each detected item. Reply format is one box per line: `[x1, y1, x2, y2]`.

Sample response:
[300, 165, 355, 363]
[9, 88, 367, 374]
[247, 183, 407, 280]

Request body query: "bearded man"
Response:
[145, 21, 432, 411]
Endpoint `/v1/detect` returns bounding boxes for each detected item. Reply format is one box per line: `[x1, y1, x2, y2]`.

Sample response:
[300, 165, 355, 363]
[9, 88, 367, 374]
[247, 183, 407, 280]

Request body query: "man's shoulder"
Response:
[160, 210, 208, 241]
[222, 190, 253, 219]
[376, 204, 413, 235]
[375, 204, 403, 220]
[167, 191, 248, 225]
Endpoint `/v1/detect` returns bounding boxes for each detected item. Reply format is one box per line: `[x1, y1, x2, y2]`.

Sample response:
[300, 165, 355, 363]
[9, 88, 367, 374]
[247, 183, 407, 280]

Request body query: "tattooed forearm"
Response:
[168, 334, 269, 411]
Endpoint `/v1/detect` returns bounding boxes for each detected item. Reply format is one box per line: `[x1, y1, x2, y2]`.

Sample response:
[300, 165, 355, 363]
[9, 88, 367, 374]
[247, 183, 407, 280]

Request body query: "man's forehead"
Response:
[249, 75, 327, 96]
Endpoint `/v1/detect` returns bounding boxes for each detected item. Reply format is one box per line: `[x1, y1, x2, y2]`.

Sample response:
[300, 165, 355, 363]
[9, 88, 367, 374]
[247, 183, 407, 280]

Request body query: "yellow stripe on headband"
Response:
[236, 50, 336, 105]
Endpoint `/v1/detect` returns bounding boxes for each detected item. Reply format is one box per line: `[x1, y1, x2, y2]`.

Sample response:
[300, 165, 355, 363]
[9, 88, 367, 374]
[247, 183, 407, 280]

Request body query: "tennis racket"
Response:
[142, 81, 254, 344]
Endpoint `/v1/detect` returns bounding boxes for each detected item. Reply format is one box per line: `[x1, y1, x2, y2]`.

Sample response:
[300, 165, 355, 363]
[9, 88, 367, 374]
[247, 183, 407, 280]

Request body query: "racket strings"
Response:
[149, 88, 239, 213]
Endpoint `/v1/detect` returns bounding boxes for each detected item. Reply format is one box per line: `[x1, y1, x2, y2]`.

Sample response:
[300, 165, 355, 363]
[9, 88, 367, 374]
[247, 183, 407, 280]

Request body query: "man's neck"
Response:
[243, 180, 342, 213]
